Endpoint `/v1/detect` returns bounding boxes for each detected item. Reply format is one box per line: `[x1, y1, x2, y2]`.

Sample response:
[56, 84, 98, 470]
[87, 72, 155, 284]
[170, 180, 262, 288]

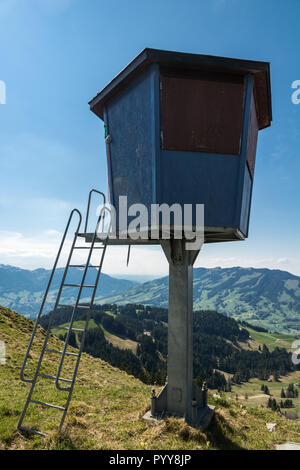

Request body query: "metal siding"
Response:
[246, 95, 259, 179]
[150, 64, 161, 205]
[159, 150, 239, 228]
[103, 107, 115, 208]
[233, 74, 254, 233]
[240, 166, 252, 236]
[106, 69, 155, 219]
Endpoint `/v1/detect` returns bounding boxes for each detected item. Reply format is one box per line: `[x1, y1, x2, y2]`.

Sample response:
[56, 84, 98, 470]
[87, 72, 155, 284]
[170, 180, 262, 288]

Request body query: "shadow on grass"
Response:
[205, 412, 246, 450]
[18, 428, 79, 450]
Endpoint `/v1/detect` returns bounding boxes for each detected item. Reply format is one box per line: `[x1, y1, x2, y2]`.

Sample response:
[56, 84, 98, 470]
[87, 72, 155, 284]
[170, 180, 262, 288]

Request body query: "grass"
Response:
[230, 372, 300, 418]
[245, 327, 296, 352]
[51, 319, 98, 337]
[53, 318, 138, 353]
[1, 306, 300, 450]
[100, 325, 138, 353]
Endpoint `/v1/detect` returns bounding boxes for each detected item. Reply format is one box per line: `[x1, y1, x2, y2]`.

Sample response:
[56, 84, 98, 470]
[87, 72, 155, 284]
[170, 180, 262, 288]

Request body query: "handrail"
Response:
[20, 209, 82, 383]
[84, 189, 106, 233]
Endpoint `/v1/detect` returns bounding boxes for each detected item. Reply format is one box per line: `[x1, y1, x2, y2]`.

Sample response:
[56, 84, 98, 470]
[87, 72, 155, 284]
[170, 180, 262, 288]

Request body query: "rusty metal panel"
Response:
[160, 72, 245, 155]
[246, 95, 259, 178]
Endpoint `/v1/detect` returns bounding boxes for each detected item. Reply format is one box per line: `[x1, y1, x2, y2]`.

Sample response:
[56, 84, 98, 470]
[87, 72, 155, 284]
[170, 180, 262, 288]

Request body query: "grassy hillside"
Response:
[1, 306, 300, 450]
[99, 267, 300, 334]
[230, 372, 300, 419]
[245, 327, 296, 352]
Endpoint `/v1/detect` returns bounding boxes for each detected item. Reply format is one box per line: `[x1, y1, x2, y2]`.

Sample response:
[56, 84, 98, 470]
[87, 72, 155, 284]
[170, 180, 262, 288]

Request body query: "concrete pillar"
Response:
[161, 239, 200, 423]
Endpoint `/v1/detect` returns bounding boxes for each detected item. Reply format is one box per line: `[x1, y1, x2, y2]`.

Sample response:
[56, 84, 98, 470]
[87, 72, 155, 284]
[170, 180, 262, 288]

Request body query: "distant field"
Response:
[245, 327, 296, 352]
[100, 325, 138, 353]
[53, 319, 138, 353]
[51, 319, 98, 337]
[229, 371, 300, 420]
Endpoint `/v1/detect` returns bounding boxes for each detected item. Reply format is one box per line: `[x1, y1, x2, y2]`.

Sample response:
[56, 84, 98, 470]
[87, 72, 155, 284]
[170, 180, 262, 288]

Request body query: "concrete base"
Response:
[196, 405, 215, 431]
[143, 405, 215, 431]
[148, 381, 214, 430]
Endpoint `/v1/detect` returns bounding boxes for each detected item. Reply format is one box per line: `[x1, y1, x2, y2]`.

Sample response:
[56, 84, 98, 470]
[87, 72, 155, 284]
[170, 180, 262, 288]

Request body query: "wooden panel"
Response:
[246, 95, 259, 178]
[160, 72, 244, 155]
[106, 69, 155, 217]
[160, 150, 239, 228]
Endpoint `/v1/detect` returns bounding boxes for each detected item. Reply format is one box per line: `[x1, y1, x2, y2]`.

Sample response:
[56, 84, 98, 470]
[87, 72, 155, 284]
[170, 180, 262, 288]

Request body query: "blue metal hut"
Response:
[89, 48, 272, 242]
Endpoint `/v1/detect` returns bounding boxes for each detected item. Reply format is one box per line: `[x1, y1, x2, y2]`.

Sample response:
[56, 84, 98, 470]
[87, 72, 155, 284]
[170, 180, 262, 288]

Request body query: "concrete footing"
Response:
[146, 381, 214, 430]
[143, 403, 215, 431]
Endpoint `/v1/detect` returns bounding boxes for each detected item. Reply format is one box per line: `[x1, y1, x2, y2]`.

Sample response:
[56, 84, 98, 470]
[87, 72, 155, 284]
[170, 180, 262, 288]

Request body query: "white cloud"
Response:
[0, 230, 77, 269]
[0, 230, 299, 277]
[0, 230, 170, 275]
[101, 245, 169, 277]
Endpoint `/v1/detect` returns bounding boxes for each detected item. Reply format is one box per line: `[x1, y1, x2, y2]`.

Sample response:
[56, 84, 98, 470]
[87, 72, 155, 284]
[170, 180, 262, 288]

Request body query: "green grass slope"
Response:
[1, 306, 300, 450]
[245, 327, 296, 352]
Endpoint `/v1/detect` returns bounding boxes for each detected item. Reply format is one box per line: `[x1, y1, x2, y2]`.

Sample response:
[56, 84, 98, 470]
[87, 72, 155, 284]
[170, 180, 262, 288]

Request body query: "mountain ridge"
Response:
[1, 264, 299, 333]
[97, 266, 300, 334]
[0, 264, 138, 318]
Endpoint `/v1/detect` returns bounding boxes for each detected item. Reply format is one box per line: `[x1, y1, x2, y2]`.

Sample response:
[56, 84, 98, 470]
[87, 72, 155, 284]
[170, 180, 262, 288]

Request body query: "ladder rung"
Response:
[52, 326, 85, 332]
[30, 399, 65, 411]
[45, 348, 79, 357]
[73, 246, 104, 249]
[19, 426, 46, 437]
[63, 284, 96, 288]
[69, 264, 98, 268]
[38, 373, 72, 383]
[58, 304, 91, 309]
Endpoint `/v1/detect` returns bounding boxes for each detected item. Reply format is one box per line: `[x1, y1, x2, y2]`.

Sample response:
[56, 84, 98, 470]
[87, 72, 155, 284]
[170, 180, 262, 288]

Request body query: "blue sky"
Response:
[0, 0, 299, 277]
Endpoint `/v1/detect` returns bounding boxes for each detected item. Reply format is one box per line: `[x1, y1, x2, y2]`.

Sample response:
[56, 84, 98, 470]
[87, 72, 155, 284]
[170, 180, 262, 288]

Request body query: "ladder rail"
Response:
[84, 189, 106, 233]
[18, 191, 112, 436]
[17, 209, 83, 431]
[20, 209, 82, 383]
[59, 223, 110, 430]
[55, 205, 109, 392]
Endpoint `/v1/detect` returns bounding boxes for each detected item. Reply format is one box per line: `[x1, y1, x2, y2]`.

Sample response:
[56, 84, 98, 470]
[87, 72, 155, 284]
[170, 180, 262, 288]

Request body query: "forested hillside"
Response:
[40, 304, 298, 390]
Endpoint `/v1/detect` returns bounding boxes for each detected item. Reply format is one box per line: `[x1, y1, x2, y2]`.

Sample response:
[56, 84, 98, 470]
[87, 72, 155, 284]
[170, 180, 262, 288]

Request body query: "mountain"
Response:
[98, 267, 300, 334]
[1, 264, 300, 333]
[0, 264, 138, 319]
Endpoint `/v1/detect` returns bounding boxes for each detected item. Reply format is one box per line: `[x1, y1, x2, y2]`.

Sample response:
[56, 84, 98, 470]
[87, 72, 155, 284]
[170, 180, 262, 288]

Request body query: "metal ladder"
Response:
[18, 190, 109, 436]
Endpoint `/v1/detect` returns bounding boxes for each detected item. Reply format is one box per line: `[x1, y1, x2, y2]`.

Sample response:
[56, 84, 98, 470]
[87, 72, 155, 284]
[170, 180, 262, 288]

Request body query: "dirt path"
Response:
[248, 394, 268, 399]
[238, 393, 267, 400]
